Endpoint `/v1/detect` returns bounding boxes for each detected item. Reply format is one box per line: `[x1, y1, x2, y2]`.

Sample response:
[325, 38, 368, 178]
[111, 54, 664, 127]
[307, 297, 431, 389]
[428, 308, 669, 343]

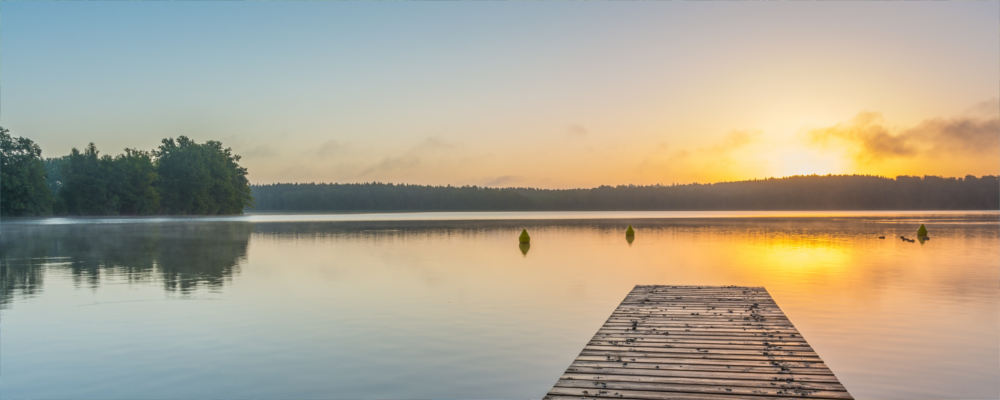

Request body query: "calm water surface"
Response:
[1, 211, 997, 399]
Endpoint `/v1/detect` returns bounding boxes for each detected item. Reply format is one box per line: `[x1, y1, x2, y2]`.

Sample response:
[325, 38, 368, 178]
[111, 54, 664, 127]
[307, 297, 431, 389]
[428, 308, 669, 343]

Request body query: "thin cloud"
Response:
[357, 154, 421, 177]
[965, 97, 999, 117]
[314, 139, 348, 157]
[809, 108, 999, 162]
[908, 117, 1000, 153]
[483, 175, 521, 187]
[566, 124, 589, 138]
[706, 130, 760, 154]
[357, 136, 456, 178]
[242, 144, 279, 158]
[414, 136, 455, 150]
[636, 130, 760, 179]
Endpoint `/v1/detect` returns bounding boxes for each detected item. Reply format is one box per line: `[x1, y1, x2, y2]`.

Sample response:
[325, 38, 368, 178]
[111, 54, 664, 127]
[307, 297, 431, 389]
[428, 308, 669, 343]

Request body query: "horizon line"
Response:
[249, 173, 1000, 190]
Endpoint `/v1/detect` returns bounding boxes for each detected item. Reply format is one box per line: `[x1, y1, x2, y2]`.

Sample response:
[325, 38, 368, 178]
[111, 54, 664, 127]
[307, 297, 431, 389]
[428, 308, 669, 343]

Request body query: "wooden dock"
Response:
[544, 285, 853, 400]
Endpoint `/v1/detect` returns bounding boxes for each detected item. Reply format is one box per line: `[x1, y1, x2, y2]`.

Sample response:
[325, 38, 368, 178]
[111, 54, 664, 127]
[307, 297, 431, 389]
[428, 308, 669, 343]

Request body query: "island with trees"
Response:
[1, 127, 251, 216]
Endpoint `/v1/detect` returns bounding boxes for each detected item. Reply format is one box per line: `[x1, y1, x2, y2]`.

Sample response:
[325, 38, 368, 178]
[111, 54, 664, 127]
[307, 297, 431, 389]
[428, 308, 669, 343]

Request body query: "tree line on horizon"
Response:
[0, 127, 251, 217]
[2, 127, 997, 216]
[251, 174, 999, 211]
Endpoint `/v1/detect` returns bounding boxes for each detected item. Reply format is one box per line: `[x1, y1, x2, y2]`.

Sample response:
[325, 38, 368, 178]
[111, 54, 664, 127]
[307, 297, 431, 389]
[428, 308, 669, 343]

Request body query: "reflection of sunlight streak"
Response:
[743, 235, 853, 274]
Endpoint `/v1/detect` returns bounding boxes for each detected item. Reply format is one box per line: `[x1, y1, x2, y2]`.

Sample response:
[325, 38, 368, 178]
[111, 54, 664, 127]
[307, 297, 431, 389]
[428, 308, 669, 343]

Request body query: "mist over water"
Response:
[1, 212, 997, 399]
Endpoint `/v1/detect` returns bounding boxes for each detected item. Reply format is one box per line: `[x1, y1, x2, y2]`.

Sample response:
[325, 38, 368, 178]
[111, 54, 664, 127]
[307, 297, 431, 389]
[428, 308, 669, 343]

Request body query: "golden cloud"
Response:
[808, 108, 999, 163]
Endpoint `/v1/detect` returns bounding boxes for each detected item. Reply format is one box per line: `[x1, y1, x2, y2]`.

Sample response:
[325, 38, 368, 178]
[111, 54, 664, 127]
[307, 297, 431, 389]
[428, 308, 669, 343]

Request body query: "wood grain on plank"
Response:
[543, 285, 853, 399]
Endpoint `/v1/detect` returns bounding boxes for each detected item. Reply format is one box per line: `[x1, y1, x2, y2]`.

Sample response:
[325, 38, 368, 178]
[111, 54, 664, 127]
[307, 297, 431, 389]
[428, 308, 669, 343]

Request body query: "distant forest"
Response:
[252, 175, 999, 211]
[2, 127, 997, 216]
[0, 127, 251, 216]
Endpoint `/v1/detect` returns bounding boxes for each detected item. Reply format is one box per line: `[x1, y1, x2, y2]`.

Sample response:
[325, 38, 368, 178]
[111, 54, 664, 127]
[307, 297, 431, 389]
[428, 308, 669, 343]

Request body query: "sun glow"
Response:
[770, 146, 847, 178]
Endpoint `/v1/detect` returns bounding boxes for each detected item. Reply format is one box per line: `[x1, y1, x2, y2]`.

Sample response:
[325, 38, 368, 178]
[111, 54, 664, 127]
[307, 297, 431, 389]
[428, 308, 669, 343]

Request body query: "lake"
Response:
[1, 211, 997, 399]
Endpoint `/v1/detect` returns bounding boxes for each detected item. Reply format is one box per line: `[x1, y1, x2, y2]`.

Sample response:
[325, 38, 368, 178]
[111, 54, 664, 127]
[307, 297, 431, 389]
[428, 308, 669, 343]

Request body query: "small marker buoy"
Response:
[518, 241, 530, 256]
[917, 224, 928, 238]
[518, 229, 530, 244]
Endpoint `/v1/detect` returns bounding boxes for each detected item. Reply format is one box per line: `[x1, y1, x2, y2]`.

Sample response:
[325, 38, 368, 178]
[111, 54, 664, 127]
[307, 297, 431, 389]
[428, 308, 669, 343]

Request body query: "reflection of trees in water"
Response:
[154, 224, 250, 292]
[0, 256, 45, 309]
[0, 222, 251, 309]
[3, 215, 995, 309]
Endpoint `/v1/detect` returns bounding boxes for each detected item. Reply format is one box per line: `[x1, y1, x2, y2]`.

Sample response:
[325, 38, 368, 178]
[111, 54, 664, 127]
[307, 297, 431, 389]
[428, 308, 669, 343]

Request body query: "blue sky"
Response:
[2, 1, 997, 187]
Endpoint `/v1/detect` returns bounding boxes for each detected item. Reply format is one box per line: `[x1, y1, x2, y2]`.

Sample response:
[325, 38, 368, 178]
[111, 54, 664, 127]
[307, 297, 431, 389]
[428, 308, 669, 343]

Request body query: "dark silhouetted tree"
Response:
[110, 149, 159, 215]
[155, 136, 251, 215]
[0, 127, 52, 216]
[58, 143, 116, 215]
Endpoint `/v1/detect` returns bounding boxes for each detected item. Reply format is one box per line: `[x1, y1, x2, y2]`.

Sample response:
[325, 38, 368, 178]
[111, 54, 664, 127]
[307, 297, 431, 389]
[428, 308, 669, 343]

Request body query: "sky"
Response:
[1, 1, 997, 188]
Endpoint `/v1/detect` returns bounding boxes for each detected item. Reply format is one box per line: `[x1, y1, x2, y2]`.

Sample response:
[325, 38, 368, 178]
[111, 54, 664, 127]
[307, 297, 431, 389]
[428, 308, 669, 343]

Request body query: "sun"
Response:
[772, 146, 846, 177]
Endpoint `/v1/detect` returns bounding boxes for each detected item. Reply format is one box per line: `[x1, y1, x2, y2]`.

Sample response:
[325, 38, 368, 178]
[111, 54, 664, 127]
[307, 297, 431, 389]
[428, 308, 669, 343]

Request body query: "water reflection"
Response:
[3, 216, 995, 309]
[518, 241, 530, 256]
[0, 255, 43, 309]
[0, 223, 250, 308]
[0, 213, 996, 399]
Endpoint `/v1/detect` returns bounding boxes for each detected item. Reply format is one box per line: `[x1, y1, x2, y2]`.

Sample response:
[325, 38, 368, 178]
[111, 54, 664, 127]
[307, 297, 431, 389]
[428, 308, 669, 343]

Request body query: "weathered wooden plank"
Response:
[575, 355, 830, 369]
[547, 387, 838, 400]
[591, 334, 810, 345]
[569, 360, 837, 376]
[558, 373, 847, 391]
[564, 366, 845, 384]
[589, 340, 817, 351]
[600, 324, 799, 333]
[592, 332, 808, 341]
[544, 285, 853, 400]
[607, 316, 793, 322]
[588, 340, 814, 350]
[552, 380, 852, 399]
[585, 344, 821, 356]
[595, 329, 804, 339]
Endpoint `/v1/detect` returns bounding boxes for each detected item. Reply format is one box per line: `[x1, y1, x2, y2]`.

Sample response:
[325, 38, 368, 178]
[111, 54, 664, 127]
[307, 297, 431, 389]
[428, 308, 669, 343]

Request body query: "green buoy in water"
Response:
[917, 224, 928, 238]
[625, 225, 635, 244]
[519, 242, 530, 256]
[519, 229, 531, 244]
